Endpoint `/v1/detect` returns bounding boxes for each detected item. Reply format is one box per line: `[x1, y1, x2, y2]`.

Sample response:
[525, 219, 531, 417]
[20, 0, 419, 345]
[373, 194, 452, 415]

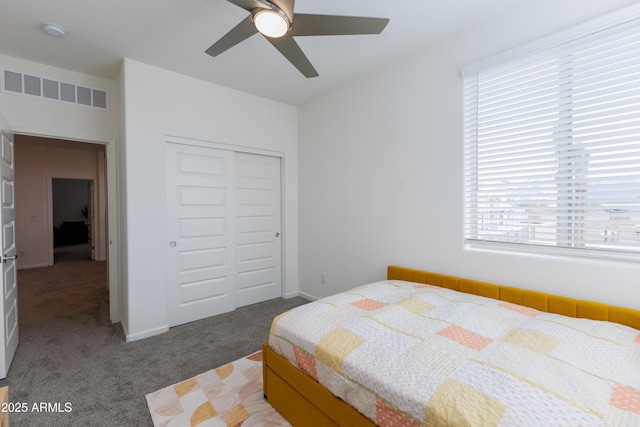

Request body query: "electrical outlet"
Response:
[320, 273, 327, 285]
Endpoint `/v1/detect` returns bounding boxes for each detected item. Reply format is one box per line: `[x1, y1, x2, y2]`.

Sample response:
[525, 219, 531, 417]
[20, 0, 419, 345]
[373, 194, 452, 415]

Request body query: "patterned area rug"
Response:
[146, 351, 291, 427]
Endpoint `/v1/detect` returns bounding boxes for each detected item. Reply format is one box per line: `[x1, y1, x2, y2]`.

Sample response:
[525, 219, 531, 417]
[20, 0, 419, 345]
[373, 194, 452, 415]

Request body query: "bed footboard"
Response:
[262, 342, 375, 427]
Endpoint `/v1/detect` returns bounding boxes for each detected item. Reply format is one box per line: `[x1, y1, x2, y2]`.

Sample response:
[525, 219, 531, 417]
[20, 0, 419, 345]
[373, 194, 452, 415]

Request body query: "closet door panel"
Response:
[235, 153, 282, 307]
[166, 143, 235, 327]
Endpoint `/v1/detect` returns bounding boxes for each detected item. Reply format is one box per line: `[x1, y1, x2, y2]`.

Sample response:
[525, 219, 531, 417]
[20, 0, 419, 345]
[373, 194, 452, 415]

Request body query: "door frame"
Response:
[165, 135, 286, 301]
[16, 131, 120, 323]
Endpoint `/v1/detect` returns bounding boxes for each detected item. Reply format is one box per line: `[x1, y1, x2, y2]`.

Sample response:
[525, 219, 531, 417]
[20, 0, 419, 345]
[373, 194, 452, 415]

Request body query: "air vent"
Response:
[1, 69, 108, 110]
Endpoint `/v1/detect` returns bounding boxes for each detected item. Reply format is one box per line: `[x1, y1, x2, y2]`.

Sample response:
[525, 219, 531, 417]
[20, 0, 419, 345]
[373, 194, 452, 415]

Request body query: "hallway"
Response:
[18, 244, 109, 332]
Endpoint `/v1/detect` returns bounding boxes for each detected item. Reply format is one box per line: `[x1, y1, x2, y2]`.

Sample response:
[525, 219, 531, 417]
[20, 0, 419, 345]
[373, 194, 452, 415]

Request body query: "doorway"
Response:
[15, 136, 108, 267]
[14, 134, 116, 318]
[52, 178, 93, 263]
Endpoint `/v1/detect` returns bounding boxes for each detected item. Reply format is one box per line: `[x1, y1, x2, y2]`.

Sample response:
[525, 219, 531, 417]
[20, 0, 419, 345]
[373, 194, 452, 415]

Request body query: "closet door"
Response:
[166, 143, 283, 327]
[235, 153, 282, 307]
[166, 143, 235, 327]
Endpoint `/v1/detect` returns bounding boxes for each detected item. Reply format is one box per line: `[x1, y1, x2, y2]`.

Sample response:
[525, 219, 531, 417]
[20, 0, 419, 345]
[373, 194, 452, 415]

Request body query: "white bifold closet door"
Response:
[166, 142, 282, 327]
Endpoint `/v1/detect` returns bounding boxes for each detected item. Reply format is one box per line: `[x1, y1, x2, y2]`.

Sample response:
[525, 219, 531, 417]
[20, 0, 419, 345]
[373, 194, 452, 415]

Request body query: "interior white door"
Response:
[0, 130, 18, 378]
[235, 153, 282, 307]
[166, 143, 235, 326]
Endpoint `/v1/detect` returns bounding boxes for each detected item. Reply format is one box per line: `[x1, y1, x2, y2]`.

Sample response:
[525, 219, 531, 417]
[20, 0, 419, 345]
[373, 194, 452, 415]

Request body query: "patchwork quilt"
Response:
[269, 280, 640, 426]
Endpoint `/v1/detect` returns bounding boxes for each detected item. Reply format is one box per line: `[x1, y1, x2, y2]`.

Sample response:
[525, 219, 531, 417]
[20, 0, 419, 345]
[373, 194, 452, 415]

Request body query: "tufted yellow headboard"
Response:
[388, 265, 640, 330]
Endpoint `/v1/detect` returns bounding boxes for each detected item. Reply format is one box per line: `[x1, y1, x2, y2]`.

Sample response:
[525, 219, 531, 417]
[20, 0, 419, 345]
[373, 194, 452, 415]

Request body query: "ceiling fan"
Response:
[206, 0, 390, 78]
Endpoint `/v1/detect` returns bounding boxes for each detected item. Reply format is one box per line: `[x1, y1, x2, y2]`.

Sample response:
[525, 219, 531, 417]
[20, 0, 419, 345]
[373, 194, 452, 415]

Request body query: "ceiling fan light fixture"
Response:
[208, 0, 390, 78]
[252, 7, 290, 38]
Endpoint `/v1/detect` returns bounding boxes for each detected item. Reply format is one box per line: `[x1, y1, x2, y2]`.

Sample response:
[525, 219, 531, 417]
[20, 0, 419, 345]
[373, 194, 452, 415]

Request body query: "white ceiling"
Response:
[0, 0, 525, 106]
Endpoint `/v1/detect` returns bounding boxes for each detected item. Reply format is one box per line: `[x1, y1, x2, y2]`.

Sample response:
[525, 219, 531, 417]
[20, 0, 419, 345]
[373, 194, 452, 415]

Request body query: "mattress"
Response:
[268, 280, 640, 426]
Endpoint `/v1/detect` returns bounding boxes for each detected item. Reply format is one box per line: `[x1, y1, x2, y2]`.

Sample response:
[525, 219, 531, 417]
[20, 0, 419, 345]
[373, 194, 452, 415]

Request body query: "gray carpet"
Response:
[0, 245, 308, 426]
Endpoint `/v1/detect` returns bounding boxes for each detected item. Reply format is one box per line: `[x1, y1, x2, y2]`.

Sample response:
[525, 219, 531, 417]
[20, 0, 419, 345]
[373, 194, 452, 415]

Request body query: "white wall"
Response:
[298, 0, 640, 310]
[0, 54, 118, 142]
[120, 59, 298, 341]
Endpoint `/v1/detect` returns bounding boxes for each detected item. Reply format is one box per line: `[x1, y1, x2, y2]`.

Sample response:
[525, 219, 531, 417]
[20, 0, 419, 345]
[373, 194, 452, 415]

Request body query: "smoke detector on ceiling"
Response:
[42, 23, 67, 38]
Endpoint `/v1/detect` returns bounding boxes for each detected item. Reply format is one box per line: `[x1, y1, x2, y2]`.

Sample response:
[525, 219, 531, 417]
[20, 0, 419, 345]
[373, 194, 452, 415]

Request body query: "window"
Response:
[462, 6, 640, 261]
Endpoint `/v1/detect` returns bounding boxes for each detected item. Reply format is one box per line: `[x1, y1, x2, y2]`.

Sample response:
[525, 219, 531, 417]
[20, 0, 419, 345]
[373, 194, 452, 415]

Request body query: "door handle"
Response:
[2, 254, 17, 263]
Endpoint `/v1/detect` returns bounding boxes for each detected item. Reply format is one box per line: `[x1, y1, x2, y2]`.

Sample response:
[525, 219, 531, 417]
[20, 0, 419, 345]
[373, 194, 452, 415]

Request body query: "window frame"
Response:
[461, 3, 640, 263]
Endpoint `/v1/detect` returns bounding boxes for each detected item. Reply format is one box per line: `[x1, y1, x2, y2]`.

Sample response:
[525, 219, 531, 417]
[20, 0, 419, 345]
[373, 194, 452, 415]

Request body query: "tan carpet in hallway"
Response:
[18, 244, 109, 331]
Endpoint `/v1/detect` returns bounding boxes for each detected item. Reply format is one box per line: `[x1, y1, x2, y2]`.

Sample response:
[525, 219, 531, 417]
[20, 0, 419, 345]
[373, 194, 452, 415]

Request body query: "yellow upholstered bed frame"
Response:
[263, 265, 640, 426]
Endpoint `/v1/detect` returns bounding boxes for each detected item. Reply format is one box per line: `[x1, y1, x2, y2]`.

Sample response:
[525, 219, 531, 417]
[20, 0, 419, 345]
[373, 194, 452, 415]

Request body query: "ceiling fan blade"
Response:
[206, 16, 258, 57]
[289, 14, 389, 37]
[225, 0, 265, 12]
[271, 0, 295, 22]
[266, 36, 318, 78]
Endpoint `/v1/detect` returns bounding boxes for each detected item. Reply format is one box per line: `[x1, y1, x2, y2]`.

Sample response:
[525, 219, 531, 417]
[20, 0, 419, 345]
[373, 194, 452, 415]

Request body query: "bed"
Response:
[263, 265, 640, 426]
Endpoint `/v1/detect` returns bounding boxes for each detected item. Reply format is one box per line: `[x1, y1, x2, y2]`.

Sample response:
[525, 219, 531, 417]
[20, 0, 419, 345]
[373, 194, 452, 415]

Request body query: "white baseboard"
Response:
[283, 291, 319, 301]
[125, 324, 169, 342]
[297, 291, 319, 301]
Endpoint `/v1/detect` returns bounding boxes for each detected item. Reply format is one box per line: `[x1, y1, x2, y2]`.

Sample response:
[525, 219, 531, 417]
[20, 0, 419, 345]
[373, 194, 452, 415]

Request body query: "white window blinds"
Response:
[463, 8, 640, 261]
